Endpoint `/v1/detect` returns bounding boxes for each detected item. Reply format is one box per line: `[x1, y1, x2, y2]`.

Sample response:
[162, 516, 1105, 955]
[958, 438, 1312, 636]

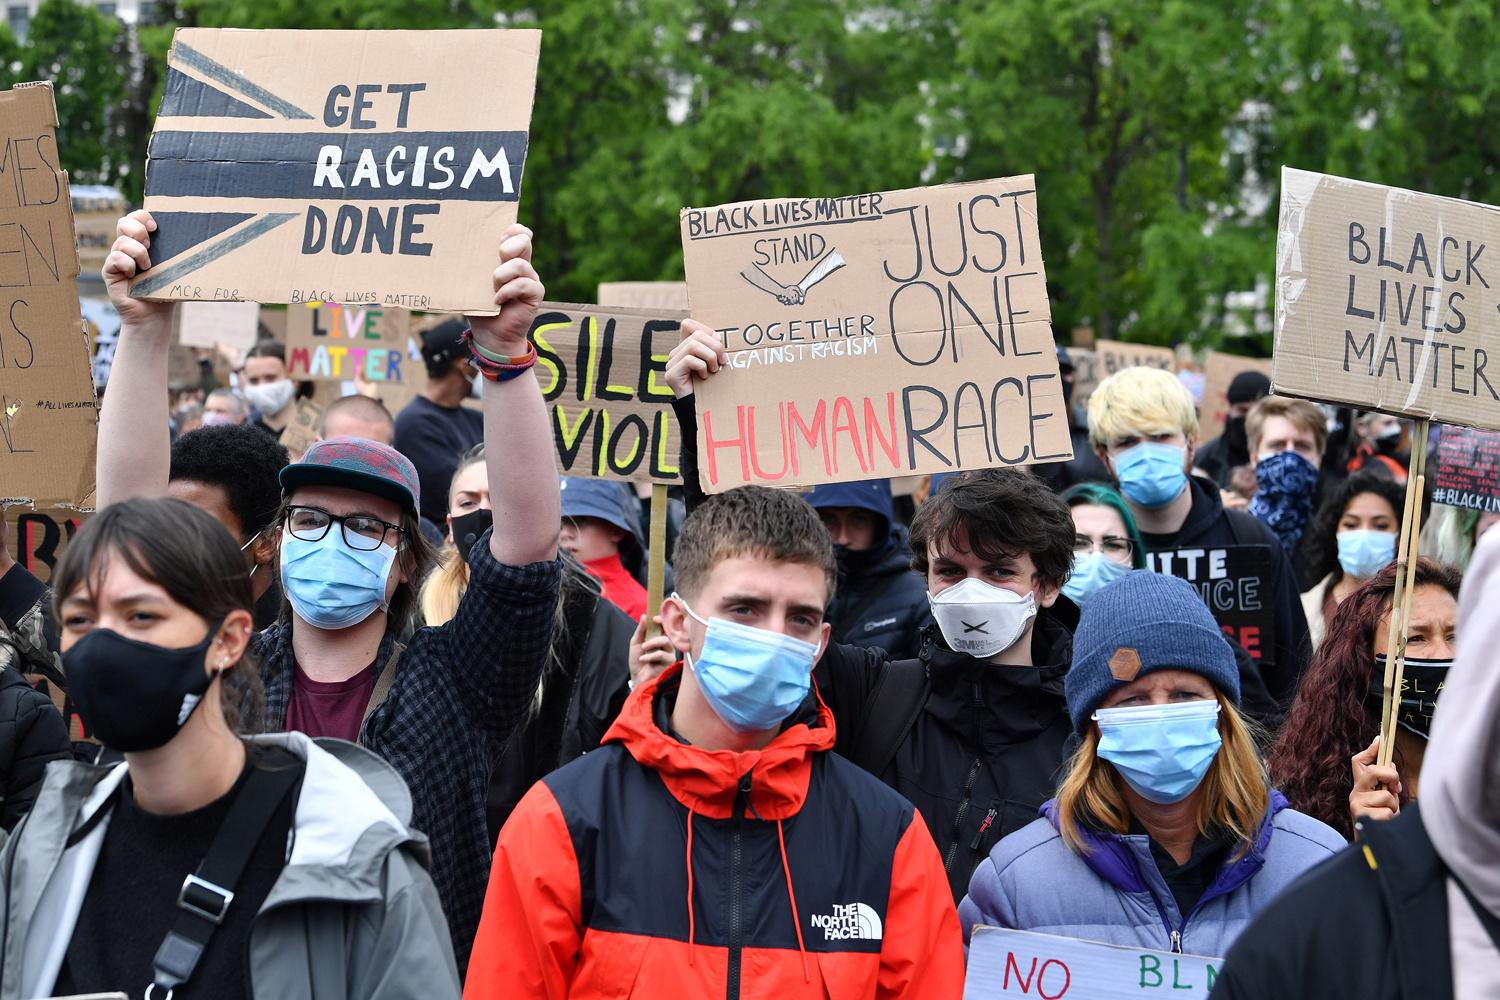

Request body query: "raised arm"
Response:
[665, 319, 729, 513]
[466, 224, 558, 566]
[97, 211, 177, 507]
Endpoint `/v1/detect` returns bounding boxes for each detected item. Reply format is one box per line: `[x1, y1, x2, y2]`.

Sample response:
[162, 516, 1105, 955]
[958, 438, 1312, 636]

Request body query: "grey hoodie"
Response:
[0, 732, 459, 1000]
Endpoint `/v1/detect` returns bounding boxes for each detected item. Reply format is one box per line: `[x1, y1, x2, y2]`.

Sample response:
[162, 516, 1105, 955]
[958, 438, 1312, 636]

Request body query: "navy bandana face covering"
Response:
[1248, 451, 1319, 553]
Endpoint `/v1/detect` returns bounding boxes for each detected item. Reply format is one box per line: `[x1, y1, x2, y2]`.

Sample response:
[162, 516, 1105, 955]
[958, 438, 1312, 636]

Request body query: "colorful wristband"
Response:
[462, 328, 537, 382]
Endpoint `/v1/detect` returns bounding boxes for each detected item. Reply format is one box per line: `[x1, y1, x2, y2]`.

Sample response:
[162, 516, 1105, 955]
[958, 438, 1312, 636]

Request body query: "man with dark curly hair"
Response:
[169, 423, 291, 628]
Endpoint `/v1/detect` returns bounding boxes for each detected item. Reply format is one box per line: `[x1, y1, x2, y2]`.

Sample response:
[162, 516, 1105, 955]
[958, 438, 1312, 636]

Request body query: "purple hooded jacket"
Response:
[958, 790, 1346, 958]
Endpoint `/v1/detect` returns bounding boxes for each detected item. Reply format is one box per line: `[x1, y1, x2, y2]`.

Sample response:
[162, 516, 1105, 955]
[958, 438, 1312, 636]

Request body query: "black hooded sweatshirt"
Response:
[1137, 476, 1312, 705]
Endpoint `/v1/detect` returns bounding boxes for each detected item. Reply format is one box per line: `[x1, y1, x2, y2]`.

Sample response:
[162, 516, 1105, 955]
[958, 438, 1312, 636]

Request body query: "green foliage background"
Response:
[9, 0, 1500, 352]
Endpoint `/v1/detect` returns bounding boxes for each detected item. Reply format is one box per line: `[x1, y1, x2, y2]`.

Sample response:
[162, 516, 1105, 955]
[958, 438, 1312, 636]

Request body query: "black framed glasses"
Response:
[1073, 533, 1134, 560]
[284, 505, 403, 551]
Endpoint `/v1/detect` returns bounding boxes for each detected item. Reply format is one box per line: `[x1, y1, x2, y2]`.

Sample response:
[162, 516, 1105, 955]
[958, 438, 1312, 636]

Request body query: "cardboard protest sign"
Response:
[71, 184, 126, 274]
[597, 281, 691, 312]
[1432, 424, 1500, 513]
[1146, 545, 1277, 667]
[681, 176, 1070, 491]
[1067, 347, 1100, 412]
[1200, 351, 1274, 441]
[531, 302, 685, 482]
[81, 296, 121, 388]
[177, 299, 261, 350]
[965, 927, 1220, 1000]
[1275, 167, 1500, 430]
[0, 84, 98, 510]
[4, 503, 88, 586]
[279, 397, 324, 461]
[286, 302, 415, 386]
[1096, 339, 1176, 378]
[132, 28, 541, 313]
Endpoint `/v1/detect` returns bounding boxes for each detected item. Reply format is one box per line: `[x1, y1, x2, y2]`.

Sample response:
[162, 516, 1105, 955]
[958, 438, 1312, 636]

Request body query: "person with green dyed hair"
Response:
[1060, 483, 1148, 607]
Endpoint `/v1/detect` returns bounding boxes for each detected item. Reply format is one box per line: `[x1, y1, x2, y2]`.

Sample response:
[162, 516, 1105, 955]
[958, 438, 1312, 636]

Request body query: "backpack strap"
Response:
[847, 657, 929, 779]
[1225, 508, 1270, 547]
[361, 641, 406, 727]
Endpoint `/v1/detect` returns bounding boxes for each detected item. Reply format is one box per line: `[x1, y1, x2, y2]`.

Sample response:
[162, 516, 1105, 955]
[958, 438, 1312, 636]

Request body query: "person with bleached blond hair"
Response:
[1087, 367, 1312, 705]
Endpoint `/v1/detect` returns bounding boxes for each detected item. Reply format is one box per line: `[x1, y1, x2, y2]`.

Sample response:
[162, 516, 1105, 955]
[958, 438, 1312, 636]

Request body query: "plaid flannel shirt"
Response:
[253, 532, 560, 971]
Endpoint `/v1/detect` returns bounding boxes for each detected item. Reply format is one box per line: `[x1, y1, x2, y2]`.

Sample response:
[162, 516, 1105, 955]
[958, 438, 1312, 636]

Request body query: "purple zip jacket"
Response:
[958, 790, 1346, 958]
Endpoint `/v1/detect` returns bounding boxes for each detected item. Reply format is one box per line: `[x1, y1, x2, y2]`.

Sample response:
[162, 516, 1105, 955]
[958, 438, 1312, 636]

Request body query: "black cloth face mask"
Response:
[451, 508, 494, 563]
[1367, 655, 1452, 740]
[63, 622, 222, 752]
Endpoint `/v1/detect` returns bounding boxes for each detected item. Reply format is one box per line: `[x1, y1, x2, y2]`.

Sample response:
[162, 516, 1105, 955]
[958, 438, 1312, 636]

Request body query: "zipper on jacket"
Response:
[726, 773, 751, 1000]
[1170, 929, 1182, 953]
[942, 757, 984, 875]
[969, 803, 1000, 851]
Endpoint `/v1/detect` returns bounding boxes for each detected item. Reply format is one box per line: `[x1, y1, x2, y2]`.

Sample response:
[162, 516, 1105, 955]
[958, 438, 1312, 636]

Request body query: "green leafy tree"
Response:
[19, 0, 129, 186]
[939, 0, 1264, 349]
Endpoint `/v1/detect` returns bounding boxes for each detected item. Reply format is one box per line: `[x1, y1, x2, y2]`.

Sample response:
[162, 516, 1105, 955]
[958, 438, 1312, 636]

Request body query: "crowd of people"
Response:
[0, 210, 1494, 998]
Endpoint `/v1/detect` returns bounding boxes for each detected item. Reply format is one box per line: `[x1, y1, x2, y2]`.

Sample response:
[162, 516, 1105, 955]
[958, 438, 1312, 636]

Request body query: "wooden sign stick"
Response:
[645, 483, 669, 639]
[1377, 418, 1430, 768]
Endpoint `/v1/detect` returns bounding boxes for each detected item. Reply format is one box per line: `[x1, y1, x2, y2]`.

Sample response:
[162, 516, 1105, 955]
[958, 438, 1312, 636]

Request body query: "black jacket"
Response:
[828, 526, 931, 659]
[1138, 476, 1312, 705]
[486, 564, 635, 840]
[1210, 806, 1453, 999]
[0, 660, 70, 831]
[815, 616, 1074, 904]
[1194, 433, 1246, 489]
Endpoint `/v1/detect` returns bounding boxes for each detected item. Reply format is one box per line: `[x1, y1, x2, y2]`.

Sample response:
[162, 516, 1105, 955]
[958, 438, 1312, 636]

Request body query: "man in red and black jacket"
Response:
[466, 486, 963, 999]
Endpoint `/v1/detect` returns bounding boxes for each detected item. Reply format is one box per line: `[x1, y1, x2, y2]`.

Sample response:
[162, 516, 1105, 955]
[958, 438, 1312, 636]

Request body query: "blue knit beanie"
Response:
[1065, 570, 1239, 731]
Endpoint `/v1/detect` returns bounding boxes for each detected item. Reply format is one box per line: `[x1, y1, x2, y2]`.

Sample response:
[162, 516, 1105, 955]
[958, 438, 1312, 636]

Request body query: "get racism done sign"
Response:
[130, 28, 540, 314]
[680, 176, 1072, 492]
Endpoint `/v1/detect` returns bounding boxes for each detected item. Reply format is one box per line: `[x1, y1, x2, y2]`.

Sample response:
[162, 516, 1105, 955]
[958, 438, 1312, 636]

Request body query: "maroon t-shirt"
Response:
[284, 659, 378, 742]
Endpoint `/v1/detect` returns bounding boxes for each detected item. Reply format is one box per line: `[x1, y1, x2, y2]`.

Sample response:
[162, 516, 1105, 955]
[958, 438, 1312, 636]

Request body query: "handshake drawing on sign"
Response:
[740, 246, 846, 306]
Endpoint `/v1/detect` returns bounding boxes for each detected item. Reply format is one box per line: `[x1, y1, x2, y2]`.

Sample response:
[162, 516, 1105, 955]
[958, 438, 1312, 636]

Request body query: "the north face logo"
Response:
[810, 902, 883, 941]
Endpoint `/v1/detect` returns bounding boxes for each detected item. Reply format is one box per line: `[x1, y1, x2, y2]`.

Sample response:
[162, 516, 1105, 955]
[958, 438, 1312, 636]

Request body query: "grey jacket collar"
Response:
[3, 732, 428, 1000]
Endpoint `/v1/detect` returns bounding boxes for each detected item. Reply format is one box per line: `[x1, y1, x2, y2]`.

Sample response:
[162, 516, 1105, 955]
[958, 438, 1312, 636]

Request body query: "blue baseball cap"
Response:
[559, 477, 642, 545]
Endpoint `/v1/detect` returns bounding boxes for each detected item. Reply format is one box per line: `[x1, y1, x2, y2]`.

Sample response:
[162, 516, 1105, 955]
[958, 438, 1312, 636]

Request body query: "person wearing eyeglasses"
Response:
[1060, 484, 1148, 606]
[94, 211, 561, 973]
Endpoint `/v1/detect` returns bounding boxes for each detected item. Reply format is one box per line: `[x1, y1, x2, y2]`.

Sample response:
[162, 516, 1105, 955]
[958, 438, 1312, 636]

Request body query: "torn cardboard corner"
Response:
[1274, 166, 1500, 431]
[285, 302, 414, 384]
[0, 82, 98, 510]
[598, 282, 691, 312]
[1200, 351, 1274, 441]
[680, 175, 1070, 492]
[131, 27, 542, 314]
[531, 302, 686, 483]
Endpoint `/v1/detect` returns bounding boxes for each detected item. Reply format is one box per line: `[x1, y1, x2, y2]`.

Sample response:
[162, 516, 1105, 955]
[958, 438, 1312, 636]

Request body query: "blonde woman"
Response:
[959, 571, 1344, 958]
[421, 445, 636, 836]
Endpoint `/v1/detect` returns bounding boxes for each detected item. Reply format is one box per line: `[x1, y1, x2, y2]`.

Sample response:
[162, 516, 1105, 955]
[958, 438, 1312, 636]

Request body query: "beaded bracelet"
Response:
[461, 328, 537, 383]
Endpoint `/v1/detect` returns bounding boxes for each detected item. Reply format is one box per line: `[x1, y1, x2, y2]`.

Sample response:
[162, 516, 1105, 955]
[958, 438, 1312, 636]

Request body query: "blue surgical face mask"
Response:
[673, 594, 819, 734]
[1093, 700, 1222, 804]
[1062, 552, 1130, 607]
[1113, 442, 1189, 509]
[1337, 528, 1396, 580]
[280, 532, 396, 630]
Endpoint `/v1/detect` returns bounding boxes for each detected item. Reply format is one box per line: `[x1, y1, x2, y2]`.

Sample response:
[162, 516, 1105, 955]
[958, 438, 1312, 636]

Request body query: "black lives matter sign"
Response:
[1432, 424, 1500, 513]
[1146, 545, 1277, 667]
[1274, 167, 1500, 432]
[132, 29, 540, 314]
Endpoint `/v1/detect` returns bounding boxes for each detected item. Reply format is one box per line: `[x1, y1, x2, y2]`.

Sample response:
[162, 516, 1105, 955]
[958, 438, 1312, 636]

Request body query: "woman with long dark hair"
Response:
[1299, 472, 1409, 647]
[0, 498, 458, 999]
[1268, 558, 1460, 840]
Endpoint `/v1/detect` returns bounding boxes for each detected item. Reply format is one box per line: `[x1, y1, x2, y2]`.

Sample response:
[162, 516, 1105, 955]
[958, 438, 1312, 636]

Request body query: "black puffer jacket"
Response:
[0, 657, 70, 832]
[815, 615, 1075, 904]
[1211, 806, 1452, 999]
[827, 526, 931, 659]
